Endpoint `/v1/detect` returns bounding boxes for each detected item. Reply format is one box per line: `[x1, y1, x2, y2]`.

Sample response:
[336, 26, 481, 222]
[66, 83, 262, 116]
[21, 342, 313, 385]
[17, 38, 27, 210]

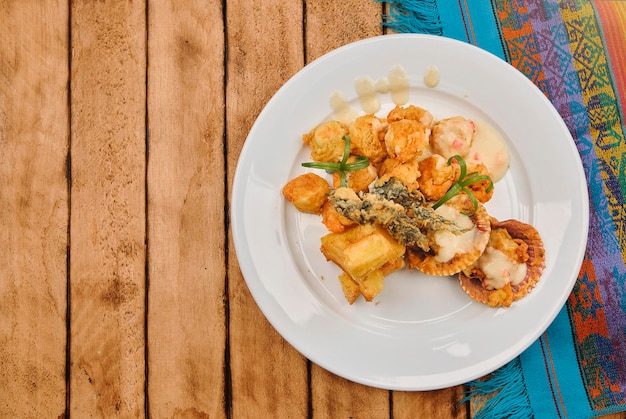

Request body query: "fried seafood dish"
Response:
[405, 194, 491, 276]
[282, 103, 544, 306]
[458, 218, 546, 307]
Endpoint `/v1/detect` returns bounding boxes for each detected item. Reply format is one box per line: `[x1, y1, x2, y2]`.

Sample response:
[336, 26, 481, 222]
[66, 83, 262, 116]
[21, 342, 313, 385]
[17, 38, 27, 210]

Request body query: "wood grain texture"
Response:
[147, 1, 226, 417]
[226, 0, 309, 417]
[304, 0, 385, 61]
[394, 389, 467, 419]
[303, 2, 398, 418]
[1, 1, 625, 418]
[69, 1, 146, 416]
[0, 2, 69, 417]
[311, 367, 391, 418]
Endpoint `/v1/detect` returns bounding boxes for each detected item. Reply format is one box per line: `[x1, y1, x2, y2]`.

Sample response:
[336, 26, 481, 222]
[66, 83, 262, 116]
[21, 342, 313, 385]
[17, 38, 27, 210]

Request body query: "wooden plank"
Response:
[146, 1, 226, 417]
[394, 389, 467, 419]
[0, 2, 69, 417]
[69, 1, 146, 416]
[226, 0, 310, 417]
[311, 368, 390, 418]
[303, 1, 394, 417]
[304, 0, 384, 61]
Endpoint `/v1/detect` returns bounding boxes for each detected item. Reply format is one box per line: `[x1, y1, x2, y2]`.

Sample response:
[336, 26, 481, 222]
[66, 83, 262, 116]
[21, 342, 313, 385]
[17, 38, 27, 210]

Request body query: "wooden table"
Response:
[1, 1, 624, 418]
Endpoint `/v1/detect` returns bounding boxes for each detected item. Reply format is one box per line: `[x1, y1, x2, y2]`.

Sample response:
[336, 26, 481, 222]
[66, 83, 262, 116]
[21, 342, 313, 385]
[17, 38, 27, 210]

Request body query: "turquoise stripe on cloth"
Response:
[520, 308, 591, 418]
[377, 0, 626, 418]
[438, 0, 506, 60]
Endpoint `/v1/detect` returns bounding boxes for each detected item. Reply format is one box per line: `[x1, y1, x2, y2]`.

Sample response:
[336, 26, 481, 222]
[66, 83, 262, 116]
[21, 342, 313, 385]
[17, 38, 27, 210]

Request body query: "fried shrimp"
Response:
[328, 181, 468, 252]
[430, 116, 475, 158]
[417, 154, 456, 201]
[303, 120, 349, 162]
[348, 114, 389, 164]
[378, 157, 421, 191]
[282, 173, 330, 214]
[387, 104, 434, 127]
[384, 119, 430, 163]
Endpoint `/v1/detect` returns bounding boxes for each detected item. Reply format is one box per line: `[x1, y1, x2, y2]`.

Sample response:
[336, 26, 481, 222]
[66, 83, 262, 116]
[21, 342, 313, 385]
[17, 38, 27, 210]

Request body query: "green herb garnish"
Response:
[302, 136, 370, 187]
[432, 155, 493, 215]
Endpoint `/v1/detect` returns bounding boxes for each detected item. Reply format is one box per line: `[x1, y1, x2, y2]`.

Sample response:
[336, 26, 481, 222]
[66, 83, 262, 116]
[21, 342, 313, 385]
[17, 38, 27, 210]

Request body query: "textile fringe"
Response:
[375, 0, 443, 35]
[461, 357, 534, 419]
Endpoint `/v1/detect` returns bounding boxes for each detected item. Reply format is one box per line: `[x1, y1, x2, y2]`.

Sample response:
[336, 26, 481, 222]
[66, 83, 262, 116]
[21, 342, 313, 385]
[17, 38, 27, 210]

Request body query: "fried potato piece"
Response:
[339, 270, 384, 303]
[282, 173, 330, 214]
[320, 224, 406, 280]
[384, 119, 430, 163]
[338, 273, 361, 304]
[303, 120, 349, 162]
[338, 256, 405, 303]
[348, 114, 389, 164]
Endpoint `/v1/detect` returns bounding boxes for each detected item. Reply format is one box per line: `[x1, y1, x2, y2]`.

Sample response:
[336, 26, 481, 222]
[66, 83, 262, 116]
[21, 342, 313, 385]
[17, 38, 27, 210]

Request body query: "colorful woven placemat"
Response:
[376, 1, 626, 417]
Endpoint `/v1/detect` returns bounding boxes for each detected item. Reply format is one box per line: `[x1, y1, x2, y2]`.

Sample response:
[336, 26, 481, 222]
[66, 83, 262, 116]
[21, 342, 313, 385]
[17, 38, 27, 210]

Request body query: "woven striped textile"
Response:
[377, 1, 626, 417]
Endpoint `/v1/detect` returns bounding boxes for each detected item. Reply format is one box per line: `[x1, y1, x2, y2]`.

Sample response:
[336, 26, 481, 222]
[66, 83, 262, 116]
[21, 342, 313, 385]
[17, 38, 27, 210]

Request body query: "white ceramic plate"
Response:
[231, 34, 589, 390]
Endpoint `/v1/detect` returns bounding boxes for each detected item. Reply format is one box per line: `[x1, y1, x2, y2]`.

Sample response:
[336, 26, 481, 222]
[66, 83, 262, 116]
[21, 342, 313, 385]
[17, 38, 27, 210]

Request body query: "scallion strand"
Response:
[432, 154, 494, 215]
[301, 135, 370, 187]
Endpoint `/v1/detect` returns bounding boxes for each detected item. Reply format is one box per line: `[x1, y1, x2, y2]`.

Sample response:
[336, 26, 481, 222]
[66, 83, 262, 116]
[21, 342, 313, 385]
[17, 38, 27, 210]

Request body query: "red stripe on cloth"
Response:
[458, 0, 477, 45]
[593, 0, 626, 115]
[540, 334, 568, 418]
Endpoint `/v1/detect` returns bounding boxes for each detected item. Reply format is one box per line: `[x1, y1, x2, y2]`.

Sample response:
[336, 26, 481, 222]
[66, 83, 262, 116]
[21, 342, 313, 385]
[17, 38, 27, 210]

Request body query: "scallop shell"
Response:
[406, 194, 491, 276]
[458, 218, 546, 307]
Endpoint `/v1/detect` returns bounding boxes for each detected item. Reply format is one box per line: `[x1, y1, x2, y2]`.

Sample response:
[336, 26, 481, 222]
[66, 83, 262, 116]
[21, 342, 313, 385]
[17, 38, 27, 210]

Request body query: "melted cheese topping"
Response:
[476, 246, 527, 290]
[433, 205, 476, 262]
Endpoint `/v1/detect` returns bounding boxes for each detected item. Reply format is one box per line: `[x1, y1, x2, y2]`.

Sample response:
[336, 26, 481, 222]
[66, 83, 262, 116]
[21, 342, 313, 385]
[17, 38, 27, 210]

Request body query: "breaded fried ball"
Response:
[348, 114, 388, 164]
[464, 162, 494, 203]
[321, 200, 356, 233]
[282, 173, 330, 214]
[302, 120, 348, 162]
[417, 154, 455, 201]
[387, 104, 434, 127]
[378, 157, 420, 191]
[332, 157, 378, 193]
[384, 119, 430, 163]
[430, 116, 475, 158]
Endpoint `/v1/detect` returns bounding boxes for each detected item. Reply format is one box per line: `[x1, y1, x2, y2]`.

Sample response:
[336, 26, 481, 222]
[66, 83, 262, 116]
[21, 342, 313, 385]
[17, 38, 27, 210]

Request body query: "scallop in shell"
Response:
[458, 218, 546, 307]
[406, 194, 491, 276]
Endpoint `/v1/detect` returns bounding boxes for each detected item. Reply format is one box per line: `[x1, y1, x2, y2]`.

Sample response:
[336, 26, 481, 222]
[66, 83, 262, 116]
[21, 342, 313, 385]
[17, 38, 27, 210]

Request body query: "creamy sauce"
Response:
[477, 246, 527, 290]
[433, 205, 475, 263]
[424, 65, 440, 88]
[374, 77, 390, 93]
[329, 91, 359, 124]
[355, 76, 381, 114]
[467, 120, 510, 182]
[388, 65, 410, 105]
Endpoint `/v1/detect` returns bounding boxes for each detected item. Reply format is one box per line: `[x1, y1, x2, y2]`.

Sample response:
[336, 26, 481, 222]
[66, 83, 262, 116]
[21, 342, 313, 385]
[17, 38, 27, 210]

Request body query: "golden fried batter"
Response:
[348, 114, 389, 164]
[464, 162, 494, 203]
[378, 157, 420, 191]
[332, 157, 378, 193]
[282, 173, 330, 214]
[417, 154, 455, 201]
[384, 119, 430, 163]
[303, 120, 348, 162]
[430, 116, 474, 159]
[387, 104, 434, 127]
